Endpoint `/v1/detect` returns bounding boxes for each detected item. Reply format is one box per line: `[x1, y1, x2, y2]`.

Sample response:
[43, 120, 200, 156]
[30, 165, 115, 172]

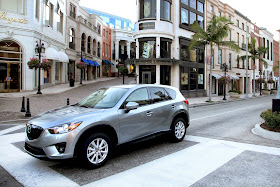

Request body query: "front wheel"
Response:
[170, 118, 187, 142]
[81, 133, 112, 168]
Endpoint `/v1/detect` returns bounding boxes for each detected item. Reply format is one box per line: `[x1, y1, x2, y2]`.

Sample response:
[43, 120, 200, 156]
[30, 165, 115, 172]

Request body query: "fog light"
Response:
[55, 142, 66, 154]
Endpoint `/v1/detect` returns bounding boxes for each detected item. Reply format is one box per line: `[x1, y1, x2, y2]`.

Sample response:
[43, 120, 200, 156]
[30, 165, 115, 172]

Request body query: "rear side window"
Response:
[124, 88, 149, 107]
[150, 87, 170, 103]
[165, 88, 177, 100]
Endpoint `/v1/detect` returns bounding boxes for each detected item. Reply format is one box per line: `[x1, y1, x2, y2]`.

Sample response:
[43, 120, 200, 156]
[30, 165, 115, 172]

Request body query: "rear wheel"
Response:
[170, 118, 186, 142]
[81, 133, 112, 168]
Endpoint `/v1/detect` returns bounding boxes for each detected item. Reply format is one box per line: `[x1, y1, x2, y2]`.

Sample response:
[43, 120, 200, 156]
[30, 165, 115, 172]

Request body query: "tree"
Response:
[238, 36, 268, 97]
[189, 15, 240, 101]
[273, 60, 280, 99]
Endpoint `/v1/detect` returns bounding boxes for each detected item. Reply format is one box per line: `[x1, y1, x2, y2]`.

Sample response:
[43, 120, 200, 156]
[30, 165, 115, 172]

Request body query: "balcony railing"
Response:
[69, 43, 75, 50]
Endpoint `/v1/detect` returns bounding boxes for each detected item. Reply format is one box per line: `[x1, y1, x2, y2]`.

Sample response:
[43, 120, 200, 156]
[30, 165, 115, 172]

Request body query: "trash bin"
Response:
[70, 78, 75, 87]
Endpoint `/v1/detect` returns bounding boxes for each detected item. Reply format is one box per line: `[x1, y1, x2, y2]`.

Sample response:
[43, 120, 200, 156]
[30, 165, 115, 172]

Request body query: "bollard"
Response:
[20, 96, 26, 112]
[67, 98, 70, 106]
[25, 98, 31, 117]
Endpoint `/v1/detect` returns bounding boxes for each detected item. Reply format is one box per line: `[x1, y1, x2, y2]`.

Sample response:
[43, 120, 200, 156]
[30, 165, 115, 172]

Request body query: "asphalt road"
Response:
[0, 95, 279, 186]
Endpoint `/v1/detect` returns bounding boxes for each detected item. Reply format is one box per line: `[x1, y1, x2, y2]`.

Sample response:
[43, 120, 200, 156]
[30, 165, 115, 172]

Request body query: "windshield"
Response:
[78, 87, 128, 109]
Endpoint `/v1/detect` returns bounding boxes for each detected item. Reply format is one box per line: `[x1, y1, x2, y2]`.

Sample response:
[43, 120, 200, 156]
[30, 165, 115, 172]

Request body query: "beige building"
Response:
[206, 0, 253, 96]
[65, 0, 103, 82]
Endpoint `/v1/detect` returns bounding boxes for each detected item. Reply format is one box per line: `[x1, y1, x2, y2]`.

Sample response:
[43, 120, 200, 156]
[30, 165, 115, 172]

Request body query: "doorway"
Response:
[142, 72, 151, 84]
[0, 62, 20, 92]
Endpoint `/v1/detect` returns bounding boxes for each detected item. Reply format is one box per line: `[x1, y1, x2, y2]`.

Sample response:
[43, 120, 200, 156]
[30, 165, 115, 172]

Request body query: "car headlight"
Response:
[48, 122, 82, 134]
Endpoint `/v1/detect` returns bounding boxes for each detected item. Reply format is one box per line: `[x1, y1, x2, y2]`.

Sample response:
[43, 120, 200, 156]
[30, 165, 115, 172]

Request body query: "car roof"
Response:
[112, 84, 177, 90]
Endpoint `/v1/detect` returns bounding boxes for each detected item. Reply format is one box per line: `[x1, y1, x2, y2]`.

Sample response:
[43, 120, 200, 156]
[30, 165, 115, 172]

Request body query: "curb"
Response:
[189, 95, 265, 108]
[0, 119, 29, 124]
[252, 122, 280, 141]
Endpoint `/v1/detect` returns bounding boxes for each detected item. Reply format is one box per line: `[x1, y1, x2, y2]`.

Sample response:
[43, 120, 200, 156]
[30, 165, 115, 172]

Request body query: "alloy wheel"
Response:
[87, 138, 109, 164]
[175, 121, 185, 139]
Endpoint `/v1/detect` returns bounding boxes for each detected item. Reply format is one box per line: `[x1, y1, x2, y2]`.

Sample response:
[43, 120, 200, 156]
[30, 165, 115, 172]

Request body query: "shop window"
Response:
[139, 38, 156, 59]
[139, 0, 156, 19]
[180, 67, 188, 90]
[190, 49, 197, 62]
[190, 68, 197, 90]
[180, 44, 189, 61]
[160, 38, 171, 58]
[198, 68, 204, 89]
[0, 0, 25, 14]
[198, 48, 204, 63]
[160, 0, 171, 21]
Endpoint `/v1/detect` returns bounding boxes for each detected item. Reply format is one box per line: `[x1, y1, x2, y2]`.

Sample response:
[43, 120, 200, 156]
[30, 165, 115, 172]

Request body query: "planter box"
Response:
[271, 90, 277, 94]
[229, 92, 240, 98]
[262, 90, 271, 95]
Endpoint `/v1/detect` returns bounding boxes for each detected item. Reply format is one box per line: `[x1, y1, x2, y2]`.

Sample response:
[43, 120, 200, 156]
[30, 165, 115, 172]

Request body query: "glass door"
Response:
[142, 72, 151, 84]
[0, 62, 20, 92]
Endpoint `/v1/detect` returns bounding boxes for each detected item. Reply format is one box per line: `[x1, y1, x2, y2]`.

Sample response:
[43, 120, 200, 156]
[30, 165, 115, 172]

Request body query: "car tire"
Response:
[170, 118, 187, 142]
[81, 133, 112, 168]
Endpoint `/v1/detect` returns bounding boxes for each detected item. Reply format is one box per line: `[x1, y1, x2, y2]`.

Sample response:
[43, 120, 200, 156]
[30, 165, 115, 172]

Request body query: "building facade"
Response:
[102, 24, 112, 76]
[130, 0, 206, 97]
[0, 0, 68, 93]
[66, 0, 103, 82]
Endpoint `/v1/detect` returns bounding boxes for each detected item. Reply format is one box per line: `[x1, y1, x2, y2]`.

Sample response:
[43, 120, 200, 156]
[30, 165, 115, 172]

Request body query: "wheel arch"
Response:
[74, 124, 118, 156]
[171, 111, 189, 129]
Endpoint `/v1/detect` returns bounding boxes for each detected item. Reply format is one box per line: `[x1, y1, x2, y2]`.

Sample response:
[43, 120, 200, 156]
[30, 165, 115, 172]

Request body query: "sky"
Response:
[79, 0, 280, 41]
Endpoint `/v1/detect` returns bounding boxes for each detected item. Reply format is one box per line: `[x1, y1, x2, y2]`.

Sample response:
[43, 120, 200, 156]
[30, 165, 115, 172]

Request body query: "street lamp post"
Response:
[80, 47, 84, 85]
[259, 70, 262, 96]
[35, 40, 45, 94]
[245, 22, 249, 98]
[222, 63, 228, 100]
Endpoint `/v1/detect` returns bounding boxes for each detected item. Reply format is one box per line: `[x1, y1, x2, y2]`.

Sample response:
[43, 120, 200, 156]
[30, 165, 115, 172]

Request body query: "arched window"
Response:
[97, 42, 100, 57]
[93, 39, 96, 56]
[81, 33, 86, 52]
[69, 28, 75, 49]
[87, 36, 91, 53]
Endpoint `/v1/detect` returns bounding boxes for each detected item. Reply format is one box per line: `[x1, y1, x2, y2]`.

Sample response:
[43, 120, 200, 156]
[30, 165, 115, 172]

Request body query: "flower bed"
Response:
[260, 109, 280, 132]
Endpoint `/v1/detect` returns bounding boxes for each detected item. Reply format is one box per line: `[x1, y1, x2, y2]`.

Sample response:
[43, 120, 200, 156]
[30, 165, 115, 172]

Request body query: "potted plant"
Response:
[267, 79, 274, 84]
[40, 59, 52, 70]
[76, 61, 86, 69]
[271, 88, 277, 94]
[27, 58, 40, 69]
[228, 90, 241, 98]
[262, 82, 271, 95]
[219, 75, 231, 84]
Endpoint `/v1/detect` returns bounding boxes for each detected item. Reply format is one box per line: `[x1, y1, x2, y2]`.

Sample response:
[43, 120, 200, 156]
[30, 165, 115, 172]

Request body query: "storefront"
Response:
[0, 40, 22, 92]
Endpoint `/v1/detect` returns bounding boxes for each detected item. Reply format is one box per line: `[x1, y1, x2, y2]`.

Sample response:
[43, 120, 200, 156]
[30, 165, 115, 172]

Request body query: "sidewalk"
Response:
[0, 77, 118, 98]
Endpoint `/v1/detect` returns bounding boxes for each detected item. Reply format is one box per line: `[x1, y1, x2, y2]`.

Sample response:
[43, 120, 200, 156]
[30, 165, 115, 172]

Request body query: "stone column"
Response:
[126, 41, 131, 59]
[156, 64, 160, 84]
[115, 40, 120, 61]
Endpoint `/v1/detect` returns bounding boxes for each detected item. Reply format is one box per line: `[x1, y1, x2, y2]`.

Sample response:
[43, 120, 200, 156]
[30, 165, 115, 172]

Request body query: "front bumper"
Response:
[24, 127, 79, 160]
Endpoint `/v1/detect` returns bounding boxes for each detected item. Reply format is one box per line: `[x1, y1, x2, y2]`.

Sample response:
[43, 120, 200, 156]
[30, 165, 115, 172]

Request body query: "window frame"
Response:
[160, 0, 171, 21]
[122, 87, 150, 108]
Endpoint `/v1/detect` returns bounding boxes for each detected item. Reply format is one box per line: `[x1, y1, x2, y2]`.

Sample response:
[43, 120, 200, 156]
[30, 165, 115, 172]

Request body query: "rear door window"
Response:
[165, 88, 176, 100]
[149, 87, 169, 104]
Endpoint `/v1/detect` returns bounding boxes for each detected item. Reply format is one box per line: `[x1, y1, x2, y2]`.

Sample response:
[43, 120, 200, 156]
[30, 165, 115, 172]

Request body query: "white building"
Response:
[0, 0, 68, 93]
[129, 0, 206, 97]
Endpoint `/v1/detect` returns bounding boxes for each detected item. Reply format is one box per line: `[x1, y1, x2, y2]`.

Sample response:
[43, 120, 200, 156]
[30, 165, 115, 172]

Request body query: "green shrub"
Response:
[228, 90, 241, 94]
[260, 109, 280, 128]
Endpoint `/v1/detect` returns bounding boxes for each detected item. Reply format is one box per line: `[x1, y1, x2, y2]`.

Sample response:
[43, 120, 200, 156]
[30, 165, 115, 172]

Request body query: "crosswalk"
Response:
[0, 125, 279, 187]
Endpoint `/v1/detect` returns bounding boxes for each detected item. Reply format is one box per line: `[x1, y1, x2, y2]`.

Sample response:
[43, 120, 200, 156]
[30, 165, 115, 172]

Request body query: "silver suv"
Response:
[24, 84, 189, 168]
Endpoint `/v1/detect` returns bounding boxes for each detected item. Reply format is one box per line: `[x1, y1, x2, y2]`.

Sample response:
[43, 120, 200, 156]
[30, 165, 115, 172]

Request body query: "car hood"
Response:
[28, 105, 105, 128]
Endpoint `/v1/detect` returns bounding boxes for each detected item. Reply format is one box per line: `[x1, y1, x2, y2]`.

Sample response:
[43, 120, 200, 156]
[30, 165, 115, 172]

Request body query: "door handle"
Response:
[146, 111, 153, 116]
[172, 105, 176, 109]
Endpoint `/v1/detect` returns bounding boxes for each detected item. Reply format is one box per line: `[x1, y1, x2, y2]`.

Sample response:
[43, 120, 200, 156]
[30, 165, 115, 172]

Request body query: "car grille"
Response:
[24, 143, 46, 156]
[26, 124, 44, 140]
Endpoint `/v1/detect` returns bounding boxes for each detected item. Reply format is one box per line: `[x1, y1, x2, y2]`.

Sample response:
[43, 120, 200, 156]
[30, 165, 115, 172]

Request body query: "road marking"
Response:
[0, 132, 79, 187]
[185, 135, 280, 156]
[0, 125, 25, 136]
[190, 103, 266, 122]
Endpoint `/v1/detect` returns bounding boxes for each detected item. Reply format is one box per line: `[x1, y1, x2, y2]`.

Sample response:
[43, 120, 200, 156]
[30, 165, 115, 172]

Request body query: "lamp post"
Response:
[80, 47, 84, 85]
[259, 70, 262, 96]
[222, 63, 228, 100]
[35, 40, 45, 94]
[245, 22, 249, 98]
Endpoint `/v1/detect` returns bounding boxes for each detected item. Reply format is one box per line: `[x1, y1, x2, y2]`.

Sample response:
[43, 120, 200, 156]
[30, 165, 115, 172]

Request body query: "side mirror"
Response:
[125, 102, 139, 113]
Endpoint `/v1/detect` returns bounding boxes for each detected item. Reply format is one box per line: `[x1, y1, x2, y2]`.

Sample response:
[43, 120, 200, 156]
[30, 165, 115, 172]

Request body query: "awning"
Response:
[92, 60, 100, 66]
[212, 74, 222, 79]
[45, 47, 59, 61]
[103, 60, 114, 65]
[82, 58, 90, 65]
[58, 51, 69, 62]
[229, 75, 240, 80]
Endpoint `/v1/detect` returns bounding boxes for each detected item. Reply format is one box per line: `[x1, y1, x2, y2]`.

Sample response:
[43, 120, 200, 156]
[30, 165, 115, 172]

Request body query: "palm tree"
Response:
[189, 15, 239, 101]
[273, 60, 280, 99]
[238, 36, 268, 97]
